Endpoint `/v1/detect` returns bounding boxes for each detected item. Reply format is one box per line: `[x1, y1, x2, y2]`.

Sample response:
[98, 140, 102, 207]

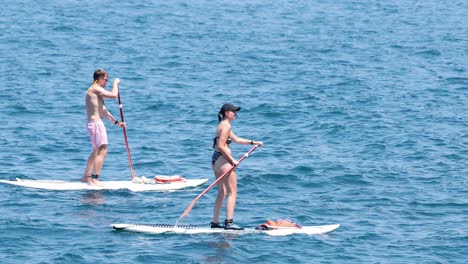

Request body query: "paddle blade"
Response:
[179, 202, 196, 221]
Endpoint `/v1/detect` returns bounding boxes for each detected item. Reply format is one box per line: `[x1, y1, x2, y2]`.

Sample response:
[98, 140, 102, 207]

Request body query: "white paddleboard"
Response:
[0, 178, 208, 192]
[112, 223, 340, 236]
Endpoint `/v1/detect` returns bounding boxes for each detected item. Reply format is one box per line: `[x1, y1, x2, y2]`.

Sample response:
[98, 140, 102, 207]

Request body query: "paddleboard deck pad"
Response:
[112, 222, 340, 236]
[0, 178, 208, 192]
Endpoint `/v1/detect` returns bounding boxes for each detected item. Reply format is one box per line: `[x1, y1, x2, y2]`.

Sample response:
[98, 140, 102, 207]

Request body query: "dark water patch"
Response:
[53, 253, 87, 263]
[134, 160, 165, 167]
[292, 164, 314, 174]
[261, 173, 301, 182]
[414, 48, 442, 57]
[331, 172, 370, 185]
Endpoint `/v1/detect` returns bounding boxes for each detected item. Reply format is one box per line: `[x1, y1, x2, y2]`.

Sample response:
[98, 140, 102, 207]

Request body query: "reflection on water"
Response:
[74, 191, 106, 220]
[82, 190, 105, 205]
[207, 240, 231, 249]
[204, 237, 236, 263]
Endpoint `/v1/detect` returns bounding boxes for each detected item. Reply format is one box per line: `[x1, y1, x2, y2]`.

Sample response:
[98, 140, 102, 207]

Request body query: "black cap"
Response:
[219, 103, 241, 113]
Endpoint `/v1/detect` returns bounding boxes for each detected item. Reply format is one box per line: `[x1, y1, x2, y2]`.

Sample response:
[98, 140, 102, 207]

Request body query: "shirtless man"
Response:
[82, 69, 126, 184]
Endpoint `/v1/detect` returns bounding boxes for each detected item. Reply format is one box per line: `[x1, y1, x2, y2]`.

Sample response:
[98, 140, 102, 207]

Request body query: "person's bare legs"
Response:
[212, 177, 227, 224]
[212, 158, 238, 225]
[225, 170, 237, 220]
[82, 150, 97, 183]
[91, 145, 107, 184]
[82, 145, 107, 185]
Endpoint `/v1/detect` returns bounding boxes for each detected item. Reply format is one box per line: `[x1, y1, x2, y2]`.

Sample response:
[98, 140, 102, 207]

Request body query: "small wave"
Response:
[414, 49, 441, 57]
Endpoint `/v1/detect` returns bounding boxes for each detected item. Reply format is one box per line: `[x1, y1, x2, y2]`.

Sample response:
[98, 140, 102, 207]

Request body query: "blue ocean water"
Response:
[0, 0, 467, 263]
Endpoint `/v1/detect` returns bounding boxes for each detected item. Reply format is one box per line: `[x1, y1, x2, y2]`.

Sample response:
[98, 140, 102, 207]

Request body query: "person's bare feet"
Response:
[82, 175, 103, 186]
[82, 175, 93, 184]
[90, 174, 104, 185]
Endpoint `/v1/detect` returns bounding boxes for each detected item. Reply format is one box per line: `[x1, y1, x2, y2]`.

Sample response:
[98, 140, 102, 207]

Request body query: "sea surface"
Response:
[0, 0, 467, 263]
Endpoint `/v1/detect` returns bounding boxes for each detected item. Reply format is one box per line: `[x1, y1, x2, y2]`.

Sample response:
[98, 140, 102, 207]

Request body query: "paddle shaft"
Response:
[178, 145, 258, 221]
[118, 92, 136, 179]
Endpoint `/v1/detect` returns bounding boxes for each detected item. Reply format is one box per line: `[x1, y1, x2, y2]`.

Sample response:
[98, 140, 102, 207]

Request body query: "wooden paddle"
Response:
[117, 92, 136, 180]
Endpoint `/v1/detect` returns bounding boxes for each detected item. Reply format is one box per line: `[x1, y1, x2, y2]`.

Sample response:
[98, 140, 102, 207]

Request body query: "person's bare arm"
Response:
[94, 78, 120, 98]
[230, 131, 263, 146]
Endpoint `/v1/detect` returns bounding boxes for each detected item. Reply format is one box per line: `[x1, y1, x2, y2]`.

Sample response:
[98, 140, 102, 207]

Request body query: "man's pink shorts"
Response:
[87, 120, 108, 148]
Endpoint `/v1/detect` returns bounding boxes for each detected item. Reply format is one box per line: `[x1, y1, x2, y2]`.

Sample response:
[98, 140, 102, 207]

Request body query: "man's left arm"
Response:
[103, 105, 121, 126]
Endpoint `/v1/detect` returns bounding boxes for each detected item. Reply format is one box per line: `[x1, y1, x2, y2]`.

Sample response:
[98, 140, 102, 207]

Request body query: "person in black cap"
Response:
[210, 103, 263, 230]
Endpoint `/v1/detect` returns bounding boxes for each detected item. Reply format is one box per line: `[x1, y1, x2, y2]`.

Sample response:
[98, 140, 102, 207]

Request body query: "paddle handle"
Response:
[118, 92, 136, 179]
[178, 145, 258, 221]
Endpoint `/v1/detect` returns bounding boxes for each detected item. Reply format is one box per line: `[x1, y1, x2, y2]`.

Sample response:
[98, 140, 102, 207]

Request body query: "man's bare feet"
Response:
[90, 174, 102, 185]
[82, 176, 93, 184]
[82, 175, 102, 186]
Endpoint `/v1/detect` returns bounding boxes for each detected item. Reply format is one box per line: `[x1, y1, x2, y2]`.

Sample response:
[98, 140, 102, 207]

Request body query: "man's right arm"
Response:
[110, 78, 120, 97]
[95, 78, 120, 98]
